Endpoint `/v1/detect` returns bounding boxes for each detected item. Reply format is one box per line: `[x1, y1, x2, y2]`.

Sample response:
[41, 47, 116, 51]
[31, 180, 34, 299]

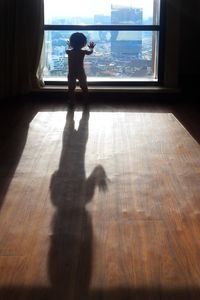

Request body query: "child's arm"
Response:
[85, 41, 96, 55]
[66, 40, 71, 54]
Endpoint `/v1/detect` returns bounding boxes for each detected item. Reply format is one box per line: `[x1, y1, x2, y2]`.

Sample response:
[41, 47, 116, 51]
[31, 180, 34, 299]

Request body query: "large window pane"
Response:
[43, 30, 159, 81]
[44, 0, 160, 25]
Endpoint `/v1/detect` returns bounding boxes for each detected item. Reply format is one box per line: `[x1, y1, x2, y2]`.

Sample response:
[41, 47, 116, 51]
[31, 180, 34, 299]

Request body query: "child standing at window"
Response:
[66, 32, 95, 105]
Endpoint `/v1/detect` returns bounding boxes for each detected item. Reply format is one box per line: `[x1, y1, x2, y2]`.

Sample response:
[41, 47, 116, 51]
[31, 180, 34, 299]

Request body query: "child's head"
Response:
[69, 32, 87, 50]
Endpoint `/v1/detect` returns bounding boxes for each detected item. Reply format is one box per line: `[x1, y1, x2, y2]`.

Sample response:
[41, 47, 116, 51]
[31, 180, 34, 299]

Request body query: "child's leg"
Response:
[68, 74, 76, 103]
[78, 74, 89, 104]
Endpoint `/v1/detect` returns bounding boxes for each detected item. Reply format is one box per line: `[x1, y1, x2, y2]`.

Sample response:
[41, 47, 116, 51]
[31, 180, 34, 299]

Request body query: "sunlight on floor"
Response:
[18, 110, 200, 179]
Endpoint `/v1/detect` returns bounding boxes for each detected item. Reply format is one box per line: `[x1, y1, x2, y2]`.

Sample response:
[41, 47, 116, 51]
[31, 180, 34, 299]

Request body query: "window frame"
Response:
[44, 1, 165, 86]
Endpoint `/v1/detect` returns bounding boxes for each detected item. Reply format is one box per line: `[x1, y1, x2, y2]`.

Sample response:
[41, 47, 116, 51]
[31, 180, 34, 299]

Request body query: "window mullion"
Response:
[44, 24, 160, 31]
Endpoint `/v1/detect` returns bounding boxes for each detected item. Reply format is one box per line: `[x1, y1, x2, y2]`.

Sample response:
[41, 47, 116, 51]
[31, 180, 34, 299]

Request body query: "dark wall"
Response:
[179, 1, 200, 88]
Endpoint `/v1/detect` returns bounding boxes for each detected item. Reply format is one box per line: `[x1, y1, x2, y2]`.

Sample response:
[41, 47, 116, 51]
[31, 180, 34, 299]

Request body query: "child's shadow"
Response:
[49, 106, 109, 300]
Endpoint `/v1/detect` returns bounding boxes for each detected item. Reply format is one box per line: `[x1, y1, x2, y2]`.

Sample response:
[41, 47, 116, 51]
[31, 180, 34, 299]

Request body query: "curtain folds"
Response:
[0, 0, 44, 98]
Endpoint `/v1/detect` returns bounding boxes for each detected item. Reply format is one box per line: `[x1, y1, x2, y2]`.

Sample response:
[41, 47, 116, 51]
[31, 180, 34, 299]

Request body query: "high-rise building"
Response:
[111, 5, 143, 56]
[111, 5, 142, 25]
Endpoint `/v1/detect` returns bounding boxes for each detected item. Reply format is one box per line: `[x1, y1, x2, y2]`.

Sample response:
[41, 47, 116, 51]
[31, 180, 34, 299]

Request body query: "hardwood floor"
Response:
[0, 96, 200, 299]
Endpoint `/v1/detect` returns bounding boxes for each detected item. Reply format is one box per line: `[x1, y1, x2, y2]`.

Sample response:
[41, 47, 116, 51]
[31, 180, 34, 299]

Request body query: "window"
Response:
[44, 0, 163, 84]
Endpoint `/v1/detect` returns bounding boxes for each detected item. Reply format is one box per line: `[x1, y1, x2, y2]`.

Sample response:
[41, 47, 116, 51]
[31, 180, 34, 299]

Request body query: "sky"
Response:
[44, 0, 156, 20]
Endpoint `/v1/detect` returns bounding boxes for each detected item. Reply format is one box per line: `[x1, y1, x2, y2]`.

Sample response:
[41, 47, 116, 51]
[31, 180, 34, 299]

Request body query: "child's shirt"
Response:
[66, 49, 93, 76]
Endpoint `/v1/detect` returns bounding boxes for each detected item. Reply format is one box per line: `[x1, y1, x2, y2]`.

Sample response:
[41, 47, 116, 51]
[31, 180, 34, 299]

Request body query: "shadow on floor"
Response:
[0, 102, 37, 210]
[0, 286, 199, 300]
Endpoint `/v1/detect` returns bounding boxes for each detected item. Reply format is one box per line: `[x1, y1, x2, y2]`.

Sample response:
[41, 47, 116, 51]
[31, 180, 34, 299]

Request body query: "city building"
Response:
[111, 5, 143, 56]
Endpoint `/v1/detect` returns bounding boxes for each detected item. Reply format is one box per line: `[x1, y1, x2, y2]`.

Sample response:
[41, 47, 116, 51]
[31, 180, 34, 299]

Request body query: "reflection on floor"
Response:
[1, 98, 200, 300]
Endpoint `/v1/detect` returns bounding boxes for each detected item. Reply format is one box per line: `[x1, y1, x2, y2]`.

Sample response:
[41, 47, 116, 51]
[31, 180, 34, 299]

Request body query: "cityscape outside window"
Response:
[44, 0, 161, 82]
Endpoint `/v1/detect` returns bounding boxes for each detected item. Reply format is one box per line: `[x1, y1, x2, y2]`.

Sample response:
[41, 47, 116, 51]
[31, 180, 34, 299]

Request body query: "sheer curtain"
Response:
[0, 0, 44, 98]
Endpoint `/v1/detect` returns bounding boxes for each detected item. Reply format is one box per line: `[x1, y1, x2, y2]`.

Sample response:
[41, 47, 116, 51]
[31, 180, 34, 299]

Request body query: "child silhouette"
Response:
[66, 32, 96, 104]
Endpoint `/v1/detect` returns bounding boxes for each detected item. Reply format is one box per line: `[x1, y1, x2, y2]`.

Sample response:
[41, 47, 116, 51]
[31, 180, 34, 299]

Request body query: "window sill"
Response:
[39, 85, 180, 94]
